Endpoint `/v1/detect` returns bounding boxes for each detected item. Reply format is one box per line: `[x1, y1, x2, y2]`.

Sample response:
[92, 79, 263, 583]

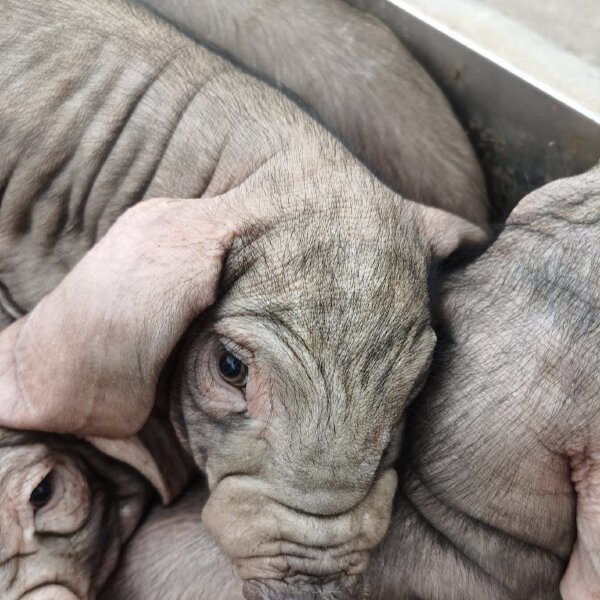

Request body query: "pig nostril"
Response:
[30, 471, 53, 509]
[243, 574, 366, 600]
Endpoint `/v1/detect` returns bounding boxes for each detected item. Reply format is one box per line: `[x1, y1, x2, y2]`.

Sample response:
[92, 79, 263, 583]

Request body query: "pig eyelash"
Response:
[217, 336, 253, 365]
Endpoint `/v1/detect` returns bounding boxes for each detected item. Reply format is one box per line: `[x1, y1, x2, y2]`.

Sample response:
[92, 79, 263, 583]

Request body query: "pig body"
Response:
[102, 481, 243, 600]
[367, 167, 600, 599]
[105, 169, 600, 599]
[1, 1, 487, 597]
[140, 0, 490, 229]
[0, 428, 150, 600]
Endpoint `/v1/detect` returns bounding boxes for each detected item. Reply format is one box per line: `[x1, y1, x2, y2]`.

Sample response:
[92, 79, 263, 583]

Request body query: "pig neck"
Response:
[0, 0, 347, 312]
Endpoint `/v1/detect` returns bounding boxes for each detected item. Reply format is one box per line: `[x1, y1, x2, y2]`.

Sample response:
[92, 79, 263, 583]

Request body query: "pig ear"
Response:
[414, 204, 490, 258]
[116, 494, 147, 545]
[88, 412, 194, 505]
[0, 195, 251, 438]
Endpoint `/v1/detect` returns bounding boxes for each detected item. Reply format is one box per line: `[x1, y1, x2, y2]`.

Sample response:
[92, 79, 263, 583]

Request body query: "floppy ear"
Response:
[88, 409, 194, 505]
[0, 195, 259, 438]
[412, 203, 491, 258]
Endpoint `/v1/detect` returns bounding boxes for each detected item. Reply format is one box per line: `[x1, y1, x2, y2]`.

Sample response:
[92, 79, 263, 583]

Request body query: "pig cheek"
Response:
[35, 461, 91, 534]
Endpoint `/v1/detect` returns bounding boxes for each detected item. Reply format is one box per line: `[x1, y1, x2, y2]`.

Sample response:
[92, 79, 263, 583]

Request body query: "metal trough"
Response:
[347, 0, 600, 218]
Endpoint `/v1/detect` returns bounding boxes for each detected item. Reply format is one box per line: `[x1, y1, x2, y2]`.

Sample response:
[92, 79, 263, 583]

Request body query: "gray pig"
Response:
[140, 0, 490, 230]
[366, 166, 600, 599]
[0, 428, 150, 600]
[0, 0, 488, 597]
[103, 481, 244, 600]
[105, 169, 600, 599]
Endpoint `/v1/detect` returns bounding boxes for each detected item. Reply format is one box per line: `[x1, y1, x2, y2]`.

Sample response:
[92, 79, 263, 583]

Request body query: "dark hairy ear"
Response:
[413, 202, 491, 258]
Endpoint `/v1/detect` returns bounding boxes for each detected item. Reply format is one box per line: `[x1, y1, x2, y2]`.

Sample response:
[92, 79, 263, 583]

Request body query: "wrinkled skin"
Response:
[168, 196, 432, 598]
[106, 169, 600, 599]
[140, 0, 490, 230]
[0, 1, 488, 597]
[0, 429, 149, 600]
[366, 167, 600, 599]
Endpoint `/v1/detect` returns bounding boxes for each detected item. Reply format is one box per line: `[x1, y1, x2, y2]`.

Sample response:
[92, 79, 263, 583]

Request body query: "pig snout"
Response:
[19, 585, 79, 600]
[202, 469, 397, 599]
[242, 574, 365, 600]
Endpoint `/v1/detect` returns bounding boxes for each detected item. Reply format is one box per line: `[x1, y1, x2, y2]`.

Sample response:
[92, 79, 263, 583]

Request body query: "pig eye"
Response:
[30, 471, 53, 509]
[218, 351, 248, 387]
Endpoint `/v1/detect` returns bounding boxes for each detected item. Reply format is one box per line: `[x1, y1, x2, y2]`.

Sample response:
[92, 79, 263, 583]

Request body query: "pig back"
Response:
[0, 0, 331, 315]
[140, 0, 490, 230]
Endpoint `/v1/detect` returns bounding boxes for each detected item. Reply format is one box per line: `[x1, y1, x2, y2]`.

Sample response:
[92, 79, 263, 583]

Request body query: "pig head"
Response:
[167, 183, 443, 598]
[0, 430, 150, 600]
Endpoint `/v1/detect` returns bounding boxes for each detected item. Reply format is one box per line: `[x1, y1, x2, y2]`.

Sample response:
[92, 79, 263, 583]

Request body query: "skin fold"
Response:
[0, 0, 488, 597]
[139, 0, 491, 230]
[106, 168, 600, 599]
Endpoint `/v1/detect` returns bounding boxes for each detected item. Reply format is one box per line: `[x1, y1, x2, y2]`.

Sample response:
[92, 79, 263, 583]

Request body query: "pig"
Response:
[103, 168, 600, 599]
[0, 428, 150, 600]
[102, 481, 244, 600]
[365, 165, 600, 599]
[139, 0, 491, 231]
[0, 282, 189, 600]
[0, 0, 490, 597]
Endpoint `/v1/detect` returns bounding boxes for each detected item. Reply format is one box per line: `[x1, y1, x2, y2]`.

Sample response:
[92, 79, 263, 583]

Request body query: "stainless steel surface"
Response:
[479, 0, 600, 68]
[347, 0, 600, 218]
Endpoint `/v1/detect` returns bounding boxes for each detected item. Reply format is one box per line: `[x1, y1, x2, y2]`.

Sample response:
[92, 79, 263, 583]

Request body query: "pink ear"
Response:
[413, 203, 491, 258]
[0, 194, 269, 438]
[560, 448, 600, 599]
[88, 410, 194, 505]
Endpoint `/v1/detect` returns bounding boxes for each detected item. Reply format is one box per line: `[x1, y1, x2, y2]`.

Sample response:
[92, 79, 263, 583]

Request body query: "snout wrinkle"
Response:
[236, 546, 368, 580]
[202, 468, 397, 595]
[20, 584, 80, 600]
[269, 496, 362, 521]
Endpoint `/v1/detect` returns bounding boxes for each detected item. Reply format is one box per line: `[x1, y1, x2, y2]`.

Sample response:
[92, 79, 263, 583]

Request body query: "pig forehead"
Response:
[0, 436, 91, 479]
[0, 439, 49, 458]
[222, 213, 428, 318]
[216, 272, 430, 365]
[224, 193, 425, 275]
